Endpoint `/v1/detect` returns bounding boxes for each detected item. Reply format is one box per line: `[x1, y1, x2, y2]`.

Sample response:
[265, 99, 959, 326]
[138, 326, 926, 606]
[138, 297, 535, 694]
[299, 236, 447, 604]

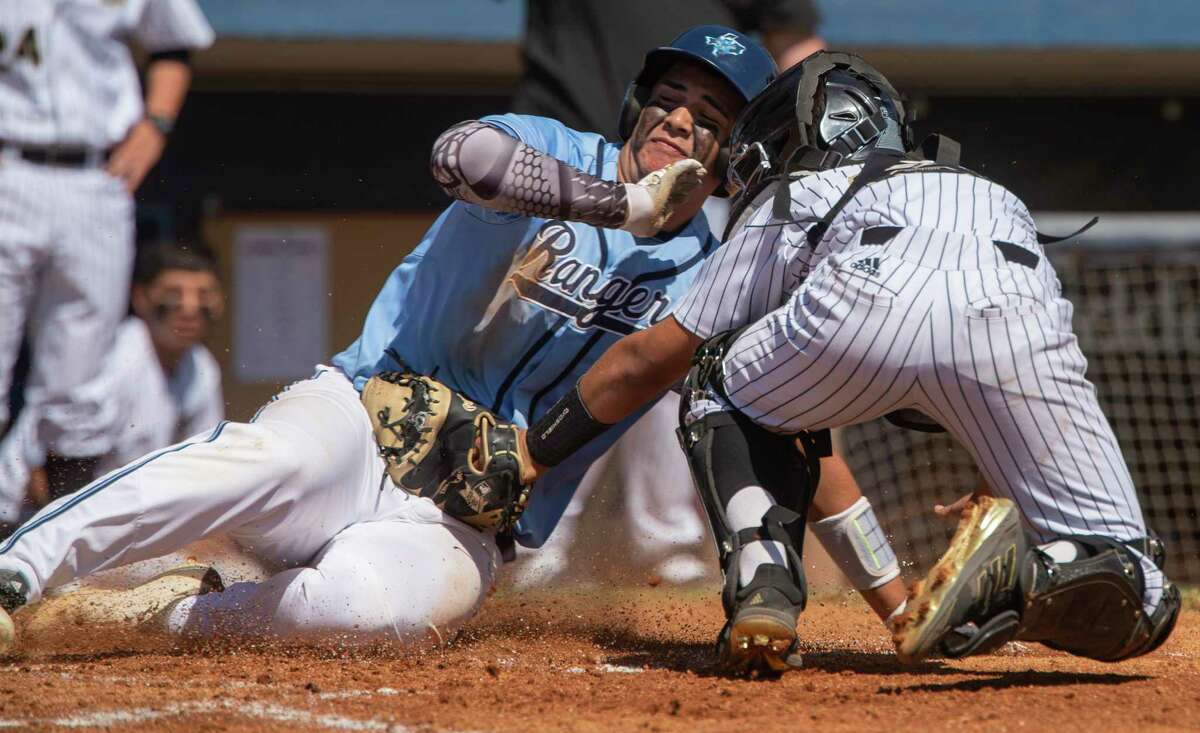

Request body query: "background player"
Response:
[0, 243, 225, 528]
[515, 51, 1180, 673]
[0, 0, 214, 497]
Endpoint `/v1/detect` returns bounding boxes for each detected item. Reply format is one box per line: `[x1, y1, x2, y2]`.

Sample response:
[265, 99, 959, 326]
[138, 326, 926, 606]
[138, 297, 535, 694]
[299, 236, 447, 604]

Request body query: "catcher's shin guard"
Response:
[678, 330, 820, 675]
[716, 508, 808, 675]
[894, 496, 1181, 663]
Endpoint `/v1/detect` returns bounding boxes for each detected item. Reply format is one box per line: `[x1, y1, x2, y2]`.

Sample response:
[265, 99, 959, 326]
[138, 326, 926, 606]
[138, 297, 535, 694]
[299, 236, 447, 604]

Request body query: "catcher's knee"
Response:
[1018, 535, 1180, 661]
[678, 329, 825, 518]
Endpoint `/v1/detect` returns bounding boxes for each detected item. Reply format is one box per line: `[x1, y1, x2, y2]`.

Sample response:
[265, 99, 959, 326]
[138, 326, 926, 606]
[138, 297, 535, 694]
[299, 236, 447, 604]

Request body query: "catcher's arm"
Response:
[520, 316, 700, 478]
[430, 120, 704, 237]
[579, 315, 699, 423]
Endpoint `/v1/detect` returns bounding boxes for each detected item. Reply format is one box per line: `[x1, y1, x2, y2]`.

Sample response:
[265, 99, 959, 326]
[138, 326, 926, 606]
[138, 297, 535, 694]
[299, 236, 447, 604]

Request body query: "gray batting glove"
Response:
[622, 159, 707, 237]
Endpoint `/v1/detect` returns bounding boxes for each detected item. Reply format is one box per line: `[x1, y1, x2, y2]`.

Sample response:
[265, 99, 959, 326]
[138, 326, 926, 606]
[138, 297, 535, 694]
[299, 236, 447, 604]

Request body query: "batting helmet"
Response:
[617, 25, 778, 195]
[727, 51, 912, 195]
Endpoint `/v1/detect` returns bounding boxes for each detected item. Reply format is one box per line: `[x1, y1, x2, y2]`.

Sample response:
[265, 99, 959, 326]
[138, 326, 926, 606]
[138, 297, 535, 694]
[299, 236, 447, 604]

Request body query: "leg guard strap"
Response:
[720, 505, 809, 616]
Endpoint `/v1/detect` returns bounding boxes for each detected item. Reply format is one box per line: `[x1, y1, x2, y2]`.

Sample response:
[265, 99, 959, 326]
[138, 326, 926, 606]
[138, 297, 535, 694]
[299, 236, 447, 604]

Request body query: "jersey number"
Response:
[0, 27, 41, 68]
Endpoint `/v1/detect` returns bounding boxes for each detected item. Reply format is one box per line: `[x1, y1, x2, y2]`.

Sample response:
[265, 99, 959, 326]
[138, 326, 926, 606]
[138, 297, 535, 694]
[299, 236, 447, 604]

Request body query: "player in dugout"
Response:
[1, 243, 225, 534]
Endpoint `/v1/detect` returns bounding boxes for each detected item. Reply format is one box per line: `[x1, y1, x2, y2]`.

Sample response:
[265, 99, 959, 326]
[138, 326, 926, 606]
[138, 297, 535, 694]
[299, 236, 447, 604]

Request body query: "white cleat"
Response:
[0, 606, 13, 655]
[22, 563, 224, 642]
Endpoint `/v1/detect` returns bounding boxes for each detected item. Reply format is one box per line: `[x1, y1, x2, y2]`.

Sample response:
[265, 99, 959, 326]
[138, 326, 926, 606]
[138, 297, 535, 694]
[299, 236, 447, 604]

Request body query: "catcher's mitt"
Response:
[362, 371, 532, 530]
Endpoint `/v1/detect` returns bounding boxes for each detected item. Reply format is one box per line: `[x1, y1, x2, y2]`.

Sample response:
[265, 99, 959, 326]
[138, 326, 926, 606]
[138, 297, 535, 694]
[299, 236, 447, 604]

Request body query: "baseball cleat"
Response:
[0, 570, 31, 655]
[892, 496, 1028, 664]
[0, 607, 13, 656]
[22, 563, 224, 641]
[718, 564, 805, 676]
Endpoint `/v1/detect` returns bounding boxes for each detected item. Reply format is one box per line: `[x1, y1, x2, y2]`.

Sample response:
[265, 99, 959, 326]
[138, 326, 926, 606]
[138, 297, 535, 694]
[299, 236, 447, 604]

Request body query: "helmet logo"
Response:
[705, 32, 746, 58]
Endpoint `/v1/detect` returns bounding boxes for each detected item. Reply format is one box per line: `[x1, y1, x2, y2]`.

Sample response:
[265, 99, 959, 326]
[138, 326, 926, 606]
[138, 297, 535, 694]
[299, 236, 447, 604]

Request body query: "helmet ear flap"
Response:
[617, 82, 648, 142]
[712, 145, 732, 198]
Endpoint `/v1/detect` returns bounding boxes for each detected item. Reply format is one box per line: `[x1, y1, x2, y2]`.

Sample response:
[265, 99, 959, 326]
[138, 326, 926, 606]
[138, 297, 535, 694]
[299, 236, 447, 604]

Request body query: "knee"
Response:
[269, 557, 489, 646]
[267, 565, 401, 644]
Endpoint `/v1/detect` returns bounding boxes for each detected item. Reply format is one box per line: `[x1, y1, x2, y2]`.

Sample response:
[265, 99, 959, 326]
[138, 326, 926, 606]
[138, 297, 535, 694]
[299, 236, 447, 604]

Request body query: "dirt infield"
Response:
[0, 582, 1196, 732]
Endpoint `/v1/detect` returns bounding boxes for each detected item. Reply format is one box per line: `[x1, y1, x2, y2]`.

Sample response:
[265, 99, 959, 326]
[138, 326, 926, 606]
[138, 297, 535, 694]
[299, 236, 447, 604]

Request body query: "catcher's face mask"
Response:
[727, 140, 773, 196]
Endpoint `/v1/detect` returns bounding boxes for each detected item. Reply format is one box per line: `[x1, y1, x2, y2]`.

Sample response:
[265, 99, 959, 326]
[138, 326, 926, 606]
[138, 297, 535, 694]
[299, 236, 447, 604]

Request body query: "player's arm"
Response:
[515, 315, 698, 481]
[107, 55, 192, 191]
[515, 193, 799, 477]
[429, 120, 703, 236]
[582, 316, 700, 423]
[109, 0, 214, 191]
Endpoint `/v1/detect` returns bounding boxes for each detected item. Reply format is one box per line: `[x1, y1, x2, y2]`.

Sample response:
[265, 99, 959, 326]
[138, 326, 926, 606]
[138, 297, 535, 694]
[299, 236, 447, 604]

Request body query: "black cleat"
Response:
[718, 563, 805, 676]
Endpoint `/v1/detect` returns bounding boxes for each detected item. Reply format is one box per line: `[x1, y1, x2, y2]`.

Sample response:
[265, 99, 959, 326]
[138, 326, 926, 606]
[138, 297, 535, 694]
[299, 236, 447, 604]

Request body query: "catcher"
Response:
[508, 51, 1180, 674]
[0, 26, 903, 653]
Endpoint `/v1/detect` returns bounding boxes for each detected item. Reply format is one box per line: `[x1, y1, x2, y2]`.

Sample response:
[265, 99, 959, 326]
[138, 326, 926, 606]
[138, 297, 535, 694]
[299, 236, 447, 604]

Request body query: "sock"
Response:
[726, 485, 787, 588]
[884, 598, 908, 633]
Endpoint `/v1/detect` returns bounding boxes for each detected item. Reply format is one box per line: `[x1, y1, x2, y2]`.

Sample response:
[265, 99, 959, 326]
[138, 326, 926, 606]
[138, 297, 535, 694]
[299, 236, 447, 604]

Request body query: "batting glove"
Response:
[622, 159, 707, 237]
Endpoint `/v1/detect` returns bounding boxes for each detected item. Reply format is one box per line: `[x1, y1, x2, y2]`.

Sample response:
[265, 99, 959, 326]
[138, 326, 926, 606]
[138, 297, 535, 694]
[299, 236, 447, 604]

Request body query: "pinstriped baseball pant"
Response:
[711, 237, 1164, 612]
[0, 155, 133, 457]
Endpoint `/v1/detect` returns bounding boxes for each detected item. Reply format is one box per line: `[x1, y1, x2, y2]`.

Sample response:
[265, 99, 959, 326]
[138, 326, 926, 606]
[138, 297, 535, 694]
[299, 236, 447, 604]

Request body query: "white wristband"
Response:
[622, 183, 655, 235]
[809, 496, 900, 590]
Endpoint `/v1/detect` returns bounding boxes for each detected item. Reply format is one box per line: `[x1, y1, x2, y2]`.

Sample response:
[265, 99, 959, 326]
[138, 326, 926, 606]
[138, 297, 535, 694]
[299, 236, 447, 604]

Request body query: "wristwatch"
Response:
[145, 113, 175, 137]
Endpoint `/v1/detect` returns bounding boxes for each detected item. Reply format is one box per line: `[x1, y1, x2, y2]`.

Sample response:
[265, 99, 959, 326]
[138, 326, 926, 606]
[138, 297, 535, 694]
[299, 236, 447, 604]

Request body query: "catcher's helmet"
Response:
[727, 51, 912, 195]
[618, 25, 777, 196]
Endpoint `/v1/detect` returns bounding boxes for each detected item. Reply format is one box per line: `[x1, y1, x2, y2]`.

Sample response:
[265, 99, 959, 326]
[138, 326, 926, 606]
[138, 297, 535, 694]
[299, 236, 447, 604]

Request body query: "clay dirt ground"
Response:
[0, 582, 1196, 733]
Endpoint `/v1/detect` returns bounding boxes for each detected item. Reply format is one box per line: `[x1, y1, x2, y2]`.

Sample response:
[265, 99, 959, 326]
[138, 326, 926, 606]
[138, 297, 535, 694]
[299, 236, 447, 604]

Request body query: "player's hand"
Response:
[622, 159, 706, 237]
[514, 429, 544, 485]
[107, 119, 166, 193]
[25, 467, 50, 509]
[933, 492, 977, 519]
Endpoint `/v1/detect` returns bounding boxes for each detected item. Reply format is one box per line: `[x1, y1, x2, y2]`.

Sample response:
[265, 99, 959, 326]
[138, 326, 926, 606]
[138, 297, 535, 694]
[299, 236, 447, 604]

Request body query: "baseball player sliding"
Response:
[0, 28, 905, 655]
[512, 51, 1180, 674]
[0, 0, 213, 498]
[0, 244, 225, 526]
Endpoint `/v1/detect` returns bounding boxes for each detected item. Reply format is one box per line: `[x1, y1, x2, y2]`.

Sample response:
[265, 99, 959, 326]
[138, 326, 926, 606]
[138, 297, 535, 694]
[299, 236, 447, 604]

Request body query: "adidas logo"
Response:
[850, 257, 881, 277]
[747, 592, 765, 606]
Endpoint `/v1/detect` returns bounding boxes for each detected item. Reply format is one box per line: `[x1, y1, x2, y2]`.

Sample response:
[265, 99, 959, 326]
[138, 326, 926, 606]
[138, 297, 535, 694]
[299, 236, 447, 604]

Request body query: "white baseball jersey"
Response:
[674, 161, 1162, 611]
[0, 317, 224, 515]
[0, 0, 214, 148]
[99, 317, 224, 472]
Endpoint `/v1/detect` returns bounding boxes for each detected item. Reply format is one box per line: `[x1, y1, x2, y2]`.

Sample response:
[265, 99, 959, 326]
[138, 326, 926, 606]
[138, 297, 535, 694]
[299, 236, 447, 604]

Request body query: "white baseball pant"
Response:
[0, 368, 499, 645]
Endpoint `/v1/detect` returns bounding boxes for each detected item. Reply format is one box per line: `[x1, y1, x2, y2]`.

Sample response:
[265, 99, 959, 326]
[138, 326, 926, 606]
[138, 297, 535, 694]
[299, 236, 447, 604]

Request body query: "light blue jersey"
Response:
[332, 114, 719, 547]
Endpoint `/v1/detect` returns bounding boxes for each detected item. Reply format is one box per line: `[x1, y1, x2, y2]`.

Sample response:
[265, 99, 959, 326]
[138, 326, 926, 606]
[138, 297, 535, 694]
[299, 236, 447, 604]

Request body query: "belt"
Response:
[861, 225, 1040, 269]
[0, 140, 111, 168]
